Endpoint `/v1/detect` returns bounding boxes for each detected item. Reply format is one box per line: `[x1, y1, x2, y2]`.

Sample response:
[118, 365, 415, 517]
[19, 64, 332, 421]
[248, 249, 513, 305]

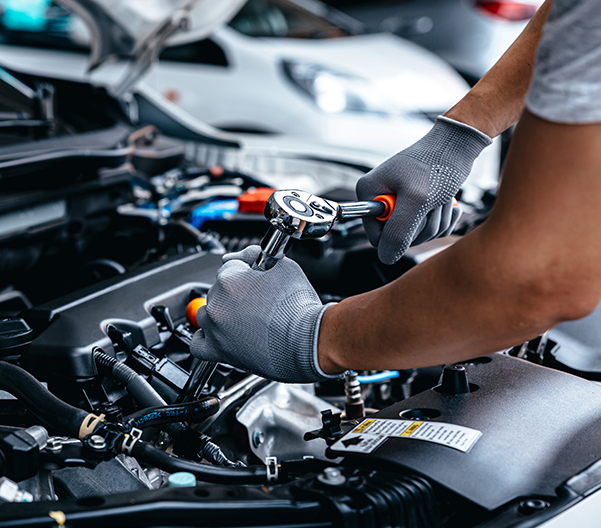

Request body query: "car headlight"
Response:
[282, 59, 391, 116]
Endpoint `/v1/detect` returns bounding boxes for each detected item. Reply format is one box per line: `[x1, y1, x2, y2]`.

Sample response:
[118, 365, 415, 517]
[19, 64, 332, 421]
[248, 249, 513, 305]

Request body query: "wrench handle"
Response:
[373, 194, 395, 221]
[337, 194, 396, 221]
[252, 225, 292, 272]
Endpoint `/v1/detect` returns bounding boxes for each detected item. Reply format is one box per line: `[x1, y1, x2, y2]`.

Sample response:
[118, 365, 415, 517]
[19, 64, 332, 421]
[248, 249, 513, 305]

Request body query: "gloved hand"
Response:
[190, 245, 343, 384]
[356, 116, 492, 265]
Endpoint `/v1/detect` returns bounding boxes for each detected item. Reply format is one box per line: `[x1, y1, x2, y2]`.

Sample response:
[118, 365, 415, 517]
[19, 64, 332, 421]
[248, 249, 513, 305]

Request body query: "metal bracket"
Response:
[121, 428, 143, 456]
[265, 456, 278, 484]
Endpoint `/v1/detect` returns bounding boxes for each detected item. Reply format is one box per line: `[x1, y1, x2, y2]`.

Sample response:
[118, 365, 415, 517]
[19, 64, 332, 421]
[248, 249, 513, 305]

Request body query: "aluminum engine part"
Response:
[236, 383, 340, 462]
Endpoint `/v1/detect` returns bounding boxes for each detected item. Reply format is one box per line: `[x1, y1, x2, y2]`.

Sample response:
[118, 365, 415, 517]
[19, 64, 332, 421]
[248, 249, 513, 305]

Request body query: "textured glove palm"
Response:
[356, 116, 492, 265]
[190, 246, 341, 384]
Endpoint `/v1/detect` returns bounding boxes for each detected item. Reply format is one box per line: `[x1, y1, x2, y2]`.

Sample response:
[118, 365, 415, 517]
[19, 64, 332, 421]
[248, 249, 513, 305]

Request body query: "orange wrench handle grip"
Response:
[373, 194, 395, 222]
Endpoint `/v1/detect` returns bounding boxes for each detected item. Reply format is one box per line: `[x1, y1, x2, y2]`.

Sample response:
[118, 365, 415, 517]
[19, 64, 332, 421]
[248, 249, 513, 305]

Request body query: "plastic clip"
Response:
[265, 456, 278, 484]
[121, 428, 143, 456]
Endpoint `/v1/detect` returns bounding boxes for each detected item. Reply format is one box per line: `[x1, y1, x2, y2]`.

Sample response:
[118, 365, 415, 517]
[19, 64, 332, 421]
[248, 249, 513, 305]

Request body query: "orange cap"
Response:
[238, 187, 276, 214]
[185, 297, 207, 329]
[373, 194, 396, 222]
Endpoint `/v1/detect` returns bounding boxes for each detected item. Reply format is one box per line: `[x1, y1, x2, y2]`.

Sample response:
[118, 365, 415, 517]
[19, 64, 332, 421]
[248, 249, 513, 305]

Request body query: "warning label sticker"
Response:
[331, 419, 481, 454]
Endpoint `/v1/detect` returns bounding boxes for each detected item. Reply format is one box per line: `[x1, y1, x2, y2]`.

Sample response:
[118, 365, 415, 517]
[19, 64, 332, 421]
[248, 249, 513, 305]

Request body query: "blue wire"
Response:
[356, 371, 400, 383]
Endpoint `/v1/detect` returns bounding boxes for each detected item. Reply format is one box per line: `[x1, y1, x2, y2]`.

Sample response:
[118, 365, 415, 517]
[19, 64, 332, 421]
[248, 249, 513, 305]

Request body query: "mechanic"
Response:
[192, 0, 601, 383]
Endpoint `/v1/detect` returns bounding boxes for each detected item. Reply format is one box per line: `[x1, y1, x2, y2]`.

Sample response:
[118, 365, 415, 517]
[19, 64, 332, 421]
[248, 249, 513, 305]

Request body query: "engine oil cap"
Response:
[168, 472, 196, 487]
[0, 318, 33, 353]
[185, 298, 207, 329]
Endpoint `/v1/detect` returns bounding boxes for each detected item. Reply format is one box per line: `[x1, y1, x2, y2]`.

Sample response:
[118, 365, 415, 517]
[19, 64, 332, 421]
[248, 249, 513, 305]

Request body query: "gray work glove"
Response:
[190, 245, 342, 384]
[356, 116, 492, 265]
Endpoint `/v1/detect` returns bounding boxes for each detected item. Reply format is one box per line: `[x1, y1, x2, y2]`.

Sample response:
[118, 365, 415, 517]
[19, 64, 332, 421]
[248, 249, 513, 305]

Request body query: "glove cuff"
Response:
[437, 115, 493, 147]
[312, 303, 345, 381]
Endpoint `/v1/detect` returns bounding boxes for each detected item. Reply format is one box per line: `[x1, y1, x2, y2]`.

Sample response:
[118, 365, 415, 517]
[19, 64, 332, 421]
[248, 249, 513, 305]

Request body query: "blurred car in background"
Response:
[321, 0, 543, 83]
[0, 0, 501, 195]
[147, 0, 478, 158]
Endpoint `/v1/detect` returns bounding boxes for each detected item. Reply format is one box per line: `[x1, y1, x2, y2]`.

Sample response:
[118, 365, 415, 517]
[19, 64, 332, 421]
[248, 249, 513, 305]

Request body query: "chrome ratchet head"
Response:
[251, 189, 392, 271]
[252, 190, 338, 271]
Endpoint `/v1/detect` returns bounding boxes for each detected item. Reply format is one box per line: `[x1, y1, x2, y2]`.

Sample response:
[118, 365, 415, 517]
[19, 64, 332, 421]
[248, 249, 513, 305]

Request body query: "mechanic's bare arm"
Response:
[445, 0, 552, 137]
[319, 110, 601, 373]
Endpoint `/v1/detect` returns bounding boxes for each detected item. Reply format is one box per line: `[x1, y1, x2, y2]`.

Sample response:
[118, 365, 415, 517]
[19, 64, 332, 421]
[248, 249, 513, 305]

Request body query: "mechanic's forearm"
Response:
[318, 230, 554, 372]
[444, 0, 551, 137]
[319, 110, 601, 373]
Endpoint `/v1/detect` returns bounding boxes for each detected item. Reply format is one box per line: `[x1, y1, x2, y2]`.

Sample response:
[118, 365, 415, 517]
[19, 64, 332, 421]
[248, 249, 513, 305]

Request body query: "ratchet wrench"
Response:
[252, 189, 396, 271]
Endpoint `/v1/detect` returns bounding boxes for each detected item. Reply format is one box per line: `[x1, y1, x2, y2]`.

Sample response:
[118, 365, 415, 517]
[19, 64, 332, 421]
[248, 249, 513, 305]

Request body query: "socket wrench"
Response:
[252, 189, 395, 271]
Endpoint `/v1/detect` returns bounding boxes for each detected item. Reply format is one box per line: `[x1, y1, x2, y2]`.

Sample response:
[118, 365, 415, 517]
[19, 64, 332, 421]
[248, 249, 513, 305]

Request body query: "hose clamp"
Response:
[121, 428, 143, 456]
[265, 456, 278, 484]
[78, 414, 105, 440]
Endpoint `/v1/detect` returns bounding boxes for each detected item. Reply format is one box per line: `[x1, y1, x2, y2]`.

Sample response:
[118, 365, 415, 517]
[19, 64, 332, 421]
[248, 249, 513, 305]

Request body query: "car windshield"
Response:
[228, 0, 357, 39]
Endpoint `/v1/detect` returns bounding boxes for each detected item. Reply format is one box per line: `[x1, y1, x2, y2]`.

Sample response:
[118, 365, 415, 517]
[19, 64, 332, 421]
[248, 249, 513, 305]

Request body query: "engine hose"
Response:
[201, 436, 245, 468]
[175, 220, 226, 253]
[0, 361, 90, 439]
[93, 348, 166, 408]
[132, 440, 268, 484]
[124, 397, 219, 430]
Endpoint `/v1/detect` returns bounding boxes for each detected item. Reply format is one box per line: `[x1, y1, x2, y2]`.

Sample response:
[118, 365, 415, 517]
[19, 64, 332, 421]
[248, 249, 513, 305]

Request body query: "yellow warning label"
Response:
[353, 419, 376, 434]
[401, 421, 424, 437]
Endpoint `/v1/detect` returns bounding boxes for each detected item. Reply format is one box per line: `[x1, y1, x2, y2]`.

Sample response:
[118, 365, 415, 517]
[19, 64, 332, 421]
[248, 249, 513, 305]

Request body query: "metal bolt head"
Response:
[45, 437, 63, 453]
[318, 467, 346, 486]
[88, 435, 106, 450]
[252, 429, 265, 448]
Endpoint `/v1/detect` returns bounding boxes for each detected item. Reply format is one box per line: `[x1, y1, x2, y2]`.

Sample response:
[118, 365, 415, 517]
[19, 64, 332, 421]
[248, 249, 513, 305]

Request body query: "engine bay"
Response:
[1, 64, 601, 528]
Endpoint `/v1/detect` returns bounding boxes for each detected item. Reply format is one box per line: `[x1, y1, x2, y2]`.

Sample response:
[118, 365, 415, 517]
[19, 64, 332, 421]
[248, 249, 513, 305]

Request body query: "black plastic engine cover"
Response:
[21, 252, 221, 378]
[330, 354, 601, 511]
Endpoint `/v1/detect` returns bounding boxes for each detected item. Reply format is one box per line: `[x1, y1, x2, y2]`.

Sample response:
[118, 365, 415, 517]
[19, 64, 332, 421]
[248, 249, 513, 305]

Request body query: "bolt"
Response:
[45, 437, 63, 453]
[252, 429, 265, 448]
[519, 499, 549, 514]
[318, 467, 346, 486]
[88, 435, 106, 451]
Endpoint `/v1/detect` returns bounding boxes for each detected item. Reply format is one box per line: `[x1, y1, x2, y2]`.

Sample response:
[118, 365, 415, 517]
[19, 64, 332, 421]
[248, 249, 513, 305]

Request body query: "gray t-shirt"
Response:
[525, 0, 601, 124]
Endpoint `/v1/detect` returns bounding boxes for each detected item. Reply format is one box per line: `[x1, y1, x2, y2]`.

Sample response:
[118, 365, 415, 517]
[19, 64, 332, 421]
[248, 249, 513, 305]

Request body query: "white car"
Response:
[0, 0, 501, 200]
[147, 0, 498, 162]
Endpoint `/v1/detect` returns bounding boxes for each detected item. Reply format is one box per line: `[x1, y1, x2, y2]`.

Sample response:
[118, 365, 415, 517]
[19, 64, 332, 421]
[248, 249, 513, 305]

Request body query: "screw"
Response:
[318, 467, 346, 486]
[252, 429, 265, 448]
[88, 435, 106, 450]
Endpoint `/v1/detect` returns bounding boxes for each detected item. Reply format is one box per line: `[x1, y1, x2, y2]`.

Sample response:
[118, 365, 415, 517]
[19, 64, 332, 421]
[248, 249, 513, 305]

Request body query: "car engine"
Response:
[1, 65, 601, 528]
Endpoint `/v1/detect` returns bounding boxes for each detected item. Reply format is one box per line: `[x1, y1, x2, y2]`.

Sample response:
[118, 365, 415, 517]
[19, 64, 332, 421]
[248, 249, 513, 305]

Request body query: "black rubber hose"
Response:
[0, 361, 88, 438]
[93, 348, 165, 408]
[174, 220, 226, 253]
[132, 440, 267, 485]
[124, 397, 219, 430]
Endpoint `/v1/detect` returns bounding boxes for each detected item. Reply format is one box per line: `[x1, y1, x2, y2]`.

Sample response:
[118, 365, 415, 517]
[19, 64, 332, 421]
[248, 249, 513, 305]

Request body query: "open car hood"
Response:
[56, 0, 247, 94]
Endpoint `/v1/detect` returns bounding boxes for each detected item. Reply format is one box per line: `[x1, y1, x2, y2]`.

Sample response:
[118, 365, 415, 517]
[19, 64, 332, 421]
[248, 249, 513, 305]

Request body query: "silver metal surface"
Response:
[24, 426, 48, 450]
[338, 200, 385, 219]
[0, 478, 33, 503]
[253, 189, 387, 271]
[197, 375, 270, 433]
[236, 383, 340, 462]
[88, 435, 107, 451]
